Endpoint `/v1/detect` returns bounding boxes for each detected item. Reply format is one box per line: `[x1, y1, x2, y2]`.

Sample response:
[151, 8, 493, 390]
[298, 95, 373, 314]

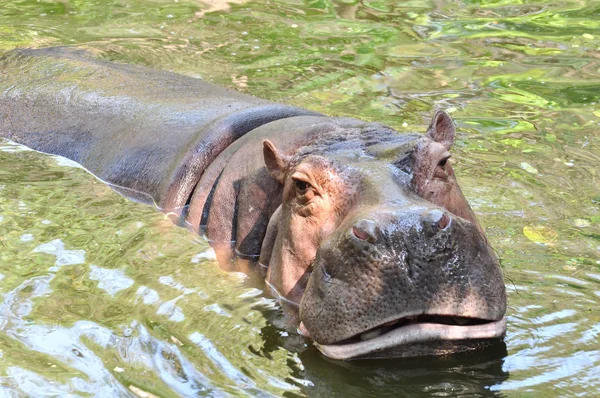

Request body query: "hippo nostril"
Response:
[351, 219, 379, 244]
[424, 209, 451, 233]
[438, 213, 450, 230]
[352, 227, 370, 241]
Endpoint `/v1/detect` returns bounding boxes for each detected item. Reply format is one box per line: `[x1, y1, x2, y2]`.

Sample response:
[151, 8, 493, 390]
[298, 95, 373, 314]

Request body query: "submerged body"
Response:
[0, 48, 506, 360]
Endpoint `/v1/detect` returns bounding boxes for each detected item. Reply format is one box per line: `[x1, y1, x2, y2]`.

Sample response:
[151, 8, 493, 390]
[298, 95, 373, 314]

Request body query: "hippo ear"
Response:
[426, 110, 455, 149]
[263, 140, 291, 184]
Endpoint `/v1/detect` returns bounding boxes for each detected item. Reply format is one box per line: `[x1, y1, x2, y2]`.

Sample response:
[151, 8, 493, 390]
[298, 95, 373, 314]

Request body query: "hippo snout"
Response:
[299, 205, 506, 357]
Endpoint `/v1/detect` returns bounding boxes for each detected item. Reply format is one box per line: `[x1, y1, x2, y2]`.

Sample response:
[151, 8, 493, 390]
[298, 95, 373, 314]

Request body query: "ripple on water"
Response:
[494, 351, 600, 392]
[1, 0, 600, 395]
[88, 265, 134, 296]
[33, 239, 86, 269]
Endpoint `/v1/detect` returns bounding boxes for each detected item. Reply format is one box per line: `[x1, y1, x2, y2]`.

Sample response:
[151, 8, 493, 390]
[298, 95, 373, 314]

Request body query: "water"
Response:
[0, 0, 599, 396]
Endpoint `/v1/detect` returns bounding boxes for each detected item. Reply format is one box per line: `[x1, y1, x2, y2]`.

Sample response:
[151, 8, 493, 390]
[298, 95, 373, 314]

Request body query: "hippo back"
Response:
[0, 48, 320, 209]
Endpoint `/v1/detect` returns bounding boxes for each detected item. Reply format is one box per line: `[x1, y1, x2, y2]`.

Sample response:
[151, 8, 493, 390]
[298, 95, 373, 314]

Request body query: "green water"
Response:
[0, 0, 599, 396]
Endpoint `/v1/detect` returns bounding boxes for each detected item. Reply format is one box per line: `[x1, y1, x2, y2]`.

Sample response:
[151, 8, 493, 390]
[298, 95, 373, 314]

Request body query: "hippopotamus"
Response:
[0, 48, 506, 360]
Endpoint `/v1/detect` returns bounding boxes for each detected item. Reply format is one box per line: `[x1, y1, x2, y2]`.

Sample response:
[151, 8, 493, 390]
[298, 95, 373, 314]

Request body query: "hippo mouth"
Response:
[308, 315, 507, 360]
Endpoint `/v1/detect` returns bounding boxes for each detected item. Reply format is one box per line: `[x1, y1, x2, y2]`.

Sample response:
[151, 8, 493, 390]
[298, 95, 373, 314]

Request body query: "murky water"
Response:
[0, 0, 599, 396]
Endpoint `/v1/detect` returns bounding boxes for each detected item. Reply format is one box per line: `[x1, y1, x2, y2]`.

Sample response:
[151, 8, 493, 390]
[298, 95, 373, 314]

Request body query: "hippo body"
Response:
[0, 47, 320, 209]
[0, 48, 506, 360]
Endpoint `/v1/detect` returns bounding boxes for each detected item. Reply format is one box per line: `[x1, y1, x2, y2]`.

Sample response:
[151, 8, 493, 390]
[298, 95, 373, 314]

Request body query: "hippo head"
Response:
[260, 111, 506, 360]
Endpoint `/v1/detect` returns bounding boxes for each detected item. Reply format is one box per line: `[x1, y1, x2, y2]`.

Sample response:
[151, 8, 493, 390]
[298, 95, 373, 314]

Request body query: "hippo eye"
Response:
[438, 155, 450, 168]
[291, 172, 319, 201]
[434, 155, 451, 180]
[294, 179, 310, 192]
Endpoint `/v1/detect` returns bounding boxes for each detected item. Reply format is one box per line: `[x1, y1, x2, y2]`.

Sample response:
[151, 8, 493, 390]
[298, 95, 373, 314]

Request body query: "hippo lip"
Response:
[310, 315, 507, 360]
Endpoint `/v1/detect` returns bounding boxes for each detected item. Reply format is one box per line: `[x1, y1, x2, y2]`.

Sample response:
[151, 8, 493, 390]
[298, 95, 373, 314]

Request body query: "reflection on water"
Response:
[0, 0, 599, 396]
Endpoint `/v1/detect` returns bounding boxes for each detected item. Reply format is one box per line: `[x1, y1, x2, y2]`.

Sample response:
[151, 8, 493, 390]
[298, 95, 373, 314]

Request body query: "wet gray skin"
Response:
[0, 48, 506, 360]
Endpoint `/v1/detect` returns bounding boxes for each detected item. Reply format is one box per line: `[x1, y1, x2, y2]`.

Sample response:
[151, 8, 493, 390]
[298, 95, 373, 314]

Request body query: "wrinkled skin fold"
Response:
[0, 48, 506, 360]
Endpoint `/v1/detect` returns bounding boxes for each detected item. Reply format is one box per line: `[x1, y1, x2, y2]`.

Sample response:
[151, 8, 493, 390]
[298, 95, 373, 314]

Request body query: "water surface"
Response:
[0, 0, 599, 396]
